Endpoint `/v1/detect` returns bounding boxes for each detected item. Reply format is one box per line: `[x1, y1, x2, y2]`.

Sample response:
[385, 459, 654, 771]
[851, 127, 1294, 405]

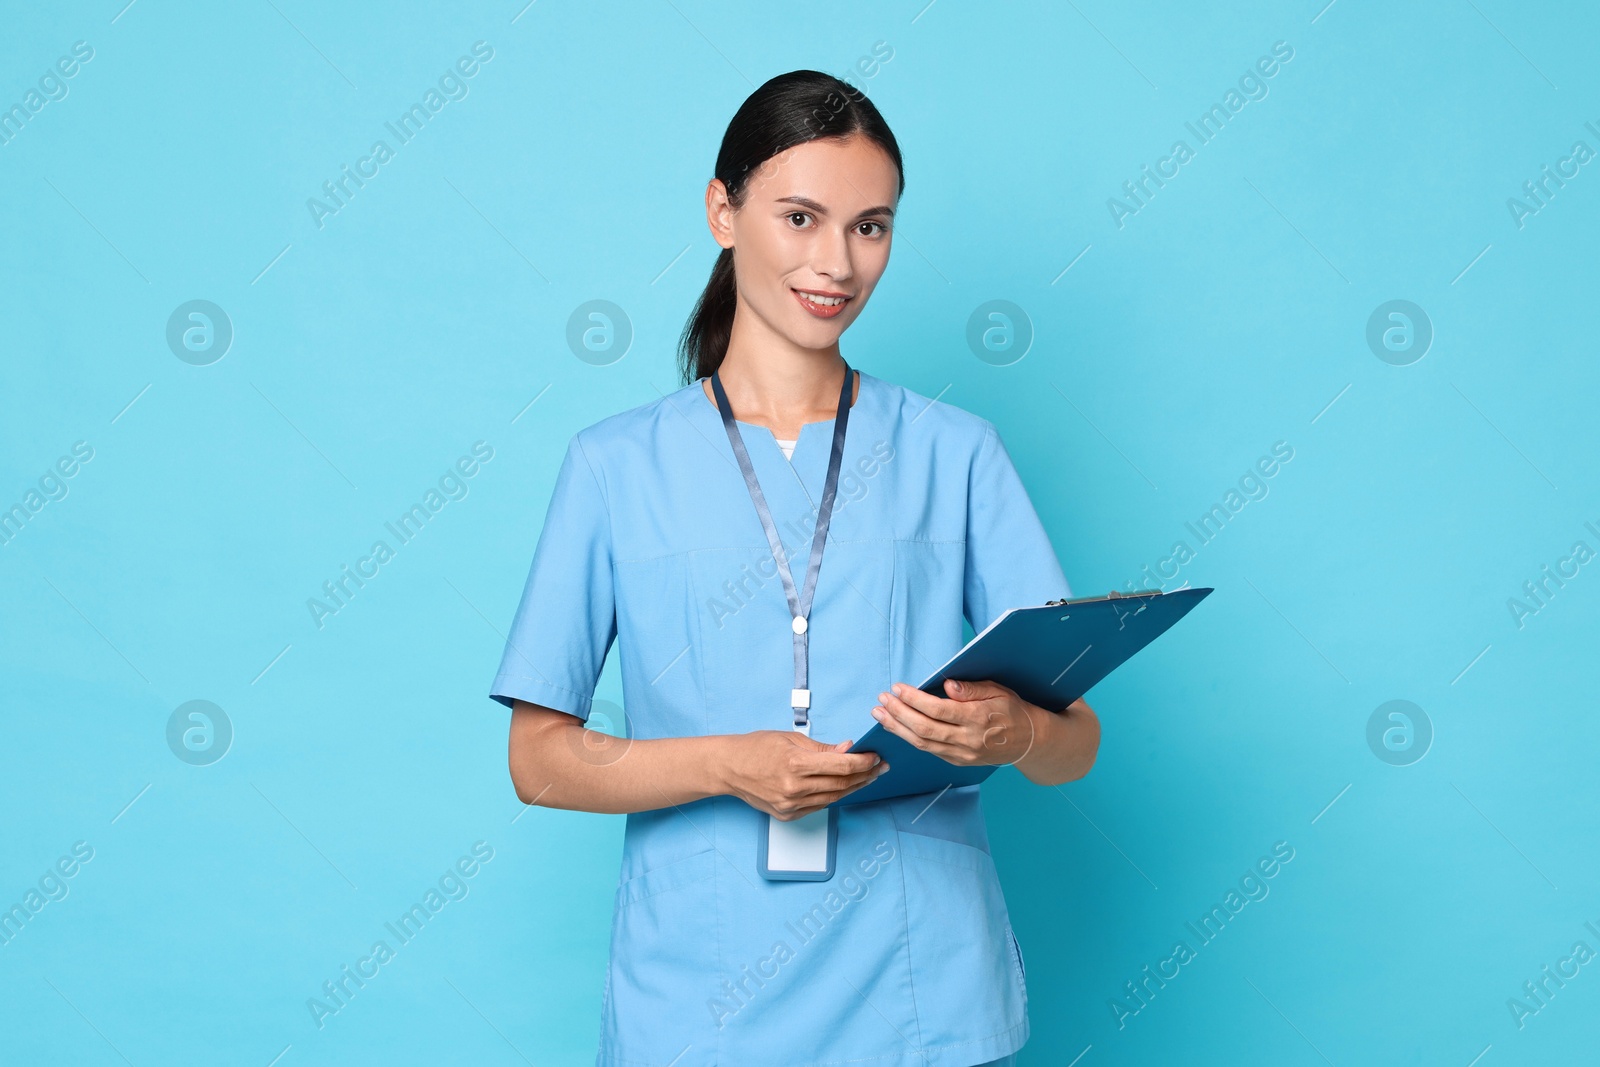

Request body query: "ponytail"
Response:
[678, 246, 739, 383]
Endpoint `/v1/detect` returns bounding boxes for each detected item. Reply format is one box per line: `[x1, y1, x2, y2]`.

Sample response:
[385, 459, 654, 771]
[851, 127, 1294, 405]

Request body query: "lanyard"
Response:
[710, 362, 855, 736]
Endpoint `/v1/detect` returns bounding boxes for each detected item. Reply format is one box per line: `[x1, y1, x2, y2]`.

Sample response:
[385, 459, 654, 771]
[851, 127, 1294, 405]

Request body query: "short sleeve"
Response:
[964, 423, 1072, 633]
[488, 432, 617, 720]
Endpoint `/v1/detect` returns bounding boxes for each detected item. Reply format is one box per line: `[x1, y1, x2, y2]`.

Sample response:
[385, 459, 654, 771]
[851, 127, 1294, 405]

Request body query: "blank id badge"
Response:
[758, 807, 837, 881]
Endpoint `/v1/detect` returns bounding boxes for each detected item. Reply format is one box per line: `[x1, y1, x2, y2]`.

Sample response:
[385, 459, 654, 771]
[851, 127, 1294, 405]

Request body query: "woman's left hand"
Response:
[870, 679, 1037, 767]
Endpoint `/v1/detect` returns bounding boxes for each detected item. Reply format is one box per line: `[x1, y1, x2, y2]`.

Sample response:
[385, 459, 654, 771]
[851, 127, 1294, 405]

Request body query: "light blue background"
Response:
[3, 0, 1598, 1063]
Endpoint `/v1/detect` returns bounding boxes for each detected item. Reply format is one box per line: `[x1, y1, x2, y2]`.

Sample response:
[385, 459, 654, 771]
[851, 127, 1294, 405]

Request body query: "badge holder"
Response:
[757, 699, 838, 881]
[758, 809, 837, 881]
[711, 366, 851, 884]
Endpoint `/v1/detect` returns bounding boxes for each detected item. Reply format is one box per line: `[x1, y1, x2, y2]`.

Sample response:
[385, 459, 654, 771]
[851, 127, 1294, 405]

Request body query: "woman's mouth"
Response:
[793, 289, 851, 319]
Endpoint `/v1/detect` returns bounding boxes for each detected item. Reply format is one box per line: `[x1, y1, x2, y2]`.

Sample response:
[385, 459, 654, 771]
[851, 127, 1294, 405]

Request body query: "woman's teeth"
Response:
[794, 290, 850, 317]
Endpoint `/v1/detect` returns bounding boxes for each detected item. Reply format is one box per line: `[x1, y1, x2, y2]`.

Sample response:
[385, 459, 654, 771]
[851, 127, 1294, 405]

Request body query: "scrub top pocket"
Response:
[686, 541, 894, 741]
[605, 849, 719, 1060]
[895, 829, 1027, 1049]
[1007, 926, 1027, 994]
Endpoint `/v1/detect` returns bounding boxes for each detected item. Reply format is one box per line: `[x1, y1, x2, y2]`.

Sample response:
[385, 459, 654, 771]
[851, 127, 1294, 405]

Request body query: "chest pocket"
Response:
[612, 554, 700, 741]
[687, 541, 894, 742]
[885, 538, 967, 697]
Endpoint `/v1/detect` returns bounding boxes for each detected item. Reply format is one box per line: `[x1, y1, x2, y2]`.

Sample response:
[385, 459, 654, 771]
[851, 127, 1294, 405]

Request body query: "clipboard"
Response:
[835, 587, 1213, 806]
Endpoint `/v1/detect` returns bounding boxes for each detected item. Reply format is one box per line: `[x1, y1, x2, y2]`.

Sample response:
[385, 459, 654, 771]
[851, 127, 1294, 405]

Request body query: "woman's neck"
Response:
[701, 350, 857, 439]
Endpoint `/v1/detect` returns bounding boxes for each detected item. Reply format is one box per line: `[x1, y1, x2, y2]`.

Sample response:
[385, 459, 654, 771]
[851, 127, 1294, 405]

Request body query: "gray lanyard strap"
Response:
[710, 363, 855, 733]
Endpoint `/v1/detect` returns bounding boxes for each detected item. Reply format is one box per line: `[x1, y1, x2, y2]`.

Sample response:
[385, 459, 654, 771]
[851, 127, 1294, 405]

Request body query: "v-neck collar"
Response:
[692, 367, 873, 458]
[685, 367, 879, 529]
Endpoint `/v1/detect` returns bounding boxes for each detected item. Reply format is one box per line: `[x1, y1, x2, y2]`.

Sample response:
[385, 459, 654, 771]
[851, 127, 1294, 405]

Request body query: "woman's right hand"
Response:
[719, 731, 889, 820]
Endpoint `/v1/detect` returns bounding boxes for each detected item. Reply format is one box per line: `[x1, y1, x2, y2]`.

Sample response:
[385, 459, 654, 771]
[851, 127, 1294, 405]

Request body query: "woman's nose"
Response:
[810, 228, 854, 281]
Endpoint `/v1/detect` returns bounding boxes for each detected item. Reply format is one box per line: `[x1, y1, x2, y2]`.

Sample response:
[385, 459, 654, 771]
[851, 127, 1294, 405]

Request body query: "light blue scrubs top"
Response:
[491, 369, 1071, 1067]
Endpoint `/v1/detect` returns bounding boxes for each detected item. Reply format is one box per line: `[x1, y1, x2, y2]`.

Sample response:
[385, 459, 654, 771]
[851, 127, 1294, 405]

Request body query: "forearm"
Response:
[510, 712, 732, 814]
[1013, 698, 1100, 787]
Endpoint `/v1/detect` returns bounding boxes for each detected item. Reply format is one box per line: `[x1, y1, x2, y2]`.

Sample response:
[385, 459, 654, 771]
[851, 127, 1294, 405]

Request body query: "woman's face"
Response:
[707, 134, 899, 351]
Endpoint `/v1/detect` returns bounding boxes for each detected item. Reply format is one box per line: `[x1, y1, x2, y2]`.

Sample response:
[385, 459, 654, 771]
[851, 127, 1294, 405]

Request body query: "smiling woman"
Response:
[492, 68, 1096, 1067]
[678, 98, 901, 424]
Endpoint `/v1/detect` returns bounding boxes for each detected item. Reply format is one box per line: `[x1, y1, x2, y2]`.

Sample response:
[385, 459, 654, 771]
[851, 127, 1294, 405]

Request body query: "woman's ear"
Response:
[705, 178, 736, 250]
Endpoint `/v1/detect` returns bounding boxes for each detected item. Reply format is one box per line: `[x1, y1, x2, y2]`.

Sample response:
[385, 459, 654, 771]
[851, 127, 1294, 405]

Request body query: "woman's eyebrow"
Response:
[776, 195, 895, 220]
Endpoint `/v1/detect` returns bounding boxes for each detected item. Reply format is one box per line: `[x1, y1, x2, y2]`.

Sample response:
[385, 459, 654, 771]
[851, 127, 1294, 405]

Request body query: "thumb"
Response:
[945, 677, 995, 699]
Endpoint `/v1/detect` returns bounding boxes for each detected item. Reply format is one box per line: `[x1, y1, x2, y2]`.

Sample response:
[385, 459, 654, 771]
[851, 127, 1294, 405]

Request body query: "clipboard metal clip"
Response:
[1045, 590, 1161, 631]
[1045, 589, 1162, 607]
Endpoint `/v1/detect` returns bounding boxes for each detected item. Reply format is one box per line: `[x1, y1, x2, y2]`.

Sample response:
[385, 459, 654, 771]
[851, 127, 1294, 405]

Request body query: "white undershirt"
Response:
[774, 438, 797, 461]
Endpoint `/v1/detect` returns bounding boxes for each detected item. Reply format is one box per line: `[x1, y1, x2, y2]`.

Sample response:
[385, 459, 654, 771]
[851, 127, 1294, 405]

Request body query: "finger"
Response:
[799, 748, 883, 776]
[800, 742, 889, 777]
[875, 691, 959, 745]
[774, 807, 819, 822]
[843, 763, 891, 791]
[917, 737, 987, 766]
[944, 677, 1013, 703]
[882, 683, 976, 728]
[797, 762, 888, 800]
[789, 768, 888, 812]
[893, 728, 990, 767]
[804, 768, 890, 808]
[790, 737, 871, 773]
[870, 700, 935, 751]
[844, 761, 890, 788]
[787, 732, 836, 752]
[872, 702, 997, 766]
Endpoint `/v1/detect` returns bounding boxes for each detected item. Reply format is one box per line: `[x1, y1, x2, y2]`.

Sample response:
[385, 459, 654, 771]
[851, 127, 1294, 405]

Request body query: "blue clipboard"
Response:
[836, 587, 1213, 806]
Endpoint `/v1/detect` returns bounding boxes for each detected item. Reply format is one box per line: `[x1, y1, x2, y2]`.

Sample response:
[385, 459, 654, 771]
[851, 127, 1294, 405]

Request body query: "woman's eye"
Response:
[858, 221, 888, 237]
[787, 212, 812, 228]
